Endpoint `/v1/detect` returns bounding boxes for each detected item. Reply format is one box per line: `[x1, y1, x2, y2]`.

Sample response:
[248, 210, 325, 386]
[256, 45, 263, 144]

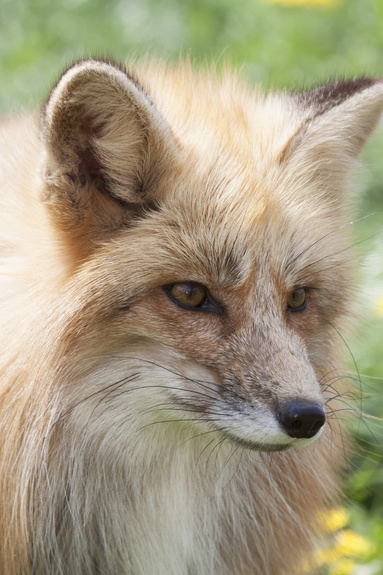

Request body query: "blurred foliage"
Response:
[2, 0, 383, 111]
[0, 0, 382, 572]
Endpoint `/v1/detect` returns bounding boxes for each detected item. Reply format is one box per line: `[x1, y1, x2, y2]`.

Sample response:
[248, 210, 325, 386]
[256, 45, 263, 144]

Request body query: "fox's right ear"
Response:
[283, 78, 383, 204]
[41, 59, 177, 247]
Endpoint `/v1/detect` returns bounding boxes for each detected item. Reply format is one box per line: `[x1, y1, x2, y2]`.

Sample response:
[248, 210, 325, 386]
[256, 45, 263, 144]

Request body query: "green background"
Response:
[1, 0, 382, 572]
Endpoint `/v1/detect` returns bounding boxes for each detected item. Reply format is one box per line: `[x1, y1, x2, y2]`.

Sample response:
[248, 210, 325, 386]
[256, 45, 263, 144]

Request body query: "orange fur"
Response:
[1, 60, 383, 574]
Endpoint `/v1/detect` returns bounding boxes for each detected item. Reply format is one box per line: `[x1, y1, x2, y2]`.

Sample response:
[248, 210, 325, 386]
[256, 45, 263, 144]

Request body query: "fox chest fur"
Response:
[0, 60, 382, 575]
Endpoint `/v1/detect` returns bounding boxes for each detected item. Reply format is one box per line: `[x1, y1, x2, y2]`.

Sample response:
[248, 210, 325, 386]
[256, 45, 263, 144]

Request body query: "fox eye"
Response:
[167, 283, 208, 309]
[287, 288, 307, 312]
[165, 282, 224, 314]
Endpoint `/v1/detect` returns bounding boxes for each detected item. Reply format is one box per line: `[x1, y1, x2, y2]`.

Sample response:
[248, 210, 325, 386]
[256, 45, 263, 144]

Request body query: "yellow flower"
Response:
[374, 294, 383, 317]
[322, 508, 350, 533]
[315, 547, 340, 565]
[328, 558, 356, 575]
[266, 0, 339, 5]
[334, 529, 376, 558]
[299, 510, 376, 574]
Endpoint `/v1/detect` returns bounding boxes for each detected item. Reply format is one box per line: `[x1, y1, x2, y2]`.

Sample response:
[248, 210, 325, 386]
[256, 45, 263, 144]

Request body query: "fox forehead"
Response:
[110, 158, 337, 293]
[138, 62, 300, 162]
[121, 67, 340, 281]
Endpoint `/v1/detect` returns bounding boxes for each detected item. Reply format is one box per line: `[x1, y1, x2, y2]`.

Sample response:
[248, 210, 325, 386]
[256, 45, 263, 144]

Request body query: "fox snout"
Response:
[205, 321, 328, 451]
[211, 381, 327, 451]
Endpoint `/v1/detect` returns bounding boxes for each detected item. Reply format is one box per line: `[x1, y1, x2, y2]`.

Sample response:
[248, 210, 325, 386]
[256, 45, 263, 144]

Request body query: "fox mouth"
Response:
[223, 431, 293, 453]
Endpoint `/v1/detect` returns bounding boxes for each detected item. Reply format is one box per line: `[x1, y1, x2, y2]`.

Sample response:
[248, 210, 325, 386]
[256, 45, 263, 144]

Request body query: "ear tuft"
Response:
[293, 78, 383, 159]
[296, 77, 379, 118]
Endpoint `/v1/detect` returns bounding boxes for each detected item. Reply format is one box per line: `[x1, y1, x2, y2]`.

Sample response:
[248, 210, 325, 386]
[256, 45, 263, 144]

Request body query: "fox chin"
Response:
[0, 59, 382, 575]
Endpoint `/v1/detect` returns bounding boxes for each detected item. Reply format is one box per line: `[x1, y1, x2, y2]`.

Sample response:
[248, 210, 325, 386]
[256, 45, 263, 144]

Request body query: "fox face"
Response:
[41, 61, 375, 452]
[1, 59, 383, 575]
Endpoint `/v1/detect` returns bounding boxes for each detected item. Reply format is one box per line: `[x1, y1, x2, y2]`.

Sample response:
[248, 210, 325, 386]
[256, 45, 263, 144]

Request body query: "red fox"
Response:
[0, 59, 382, 574]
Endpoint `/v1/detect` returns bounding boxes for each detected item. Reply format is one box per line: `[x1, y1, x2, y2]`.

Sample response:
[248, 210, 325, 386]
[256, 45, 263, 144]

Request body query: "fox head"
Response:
[2, 58, 383, 575]
[38, 60, 383, 456]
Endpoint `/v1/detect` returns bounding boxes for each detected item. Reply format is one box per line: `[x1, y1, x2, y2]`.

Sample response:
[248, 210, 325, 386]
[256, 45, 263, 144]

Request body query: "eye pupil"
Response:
[288, 288, 306, 311]
[169, 283, 207, 308]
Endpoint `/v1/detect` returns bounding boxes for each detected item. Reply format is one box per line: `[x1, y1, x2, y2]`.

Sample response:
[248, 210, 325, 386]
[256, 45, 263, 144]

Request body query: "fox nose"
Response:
[278, 402, 326, 439]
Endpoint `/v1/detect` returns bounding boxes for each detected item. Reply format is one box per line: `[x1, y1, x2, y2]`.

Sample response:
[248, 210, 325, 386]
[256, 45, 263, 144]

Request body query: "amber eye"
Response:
[167, 283, 208, 309]
[287, 288, 307, 311]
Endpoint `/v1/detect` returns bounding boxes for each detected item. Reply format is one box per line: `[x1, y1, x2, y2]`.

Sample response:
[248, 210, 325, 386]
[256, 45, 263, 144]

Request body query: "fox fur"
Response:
[0, 59, 383, 575]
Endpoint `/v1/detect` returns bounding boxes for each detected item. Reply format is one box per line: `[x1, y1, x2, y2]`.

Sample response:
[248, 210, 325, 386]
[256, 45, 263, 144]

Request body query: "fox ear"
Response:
[285, 78, 383, 195]
[41, 59, 177, 242]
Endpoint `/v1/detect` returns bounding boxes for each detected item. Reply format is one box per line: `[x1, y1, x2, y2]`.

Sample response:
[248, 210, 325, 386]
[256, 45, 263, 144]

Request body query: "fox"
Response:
[0, 58, 382, 575]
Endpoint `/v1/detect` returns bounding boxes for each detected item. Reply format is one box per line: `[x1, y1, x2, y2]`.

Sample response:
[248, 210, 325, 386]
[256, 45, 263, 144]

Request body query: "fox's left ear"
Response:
[286, 78, 383, 193]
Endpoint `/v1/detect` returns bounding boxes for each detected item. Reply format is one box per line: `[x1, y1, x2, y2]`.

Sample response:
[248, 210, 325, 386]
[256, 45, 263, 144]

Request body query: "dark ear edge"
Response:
[295, 77, 379, 118]
[280, 77, 383, 170]
[40, 58, 178, 243]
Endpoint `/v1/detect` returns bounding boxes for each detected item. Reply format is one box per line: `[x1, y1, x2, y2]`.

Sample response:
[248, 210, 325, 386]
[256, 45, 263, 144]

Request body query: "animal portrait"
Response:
[0, 59, 382, 574]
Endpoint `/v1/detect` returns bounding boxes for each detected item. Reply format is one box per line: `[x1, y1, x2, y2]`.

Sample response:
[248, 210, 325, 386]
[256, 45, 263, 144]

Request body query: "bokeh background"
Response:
[1, 0, 382, 572]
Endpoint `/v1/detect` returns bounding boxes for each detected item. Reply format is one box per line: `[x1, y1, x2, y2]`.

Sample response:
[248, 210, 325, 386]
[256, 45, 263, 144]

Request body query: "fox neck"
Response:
[40, 415, 333, 575]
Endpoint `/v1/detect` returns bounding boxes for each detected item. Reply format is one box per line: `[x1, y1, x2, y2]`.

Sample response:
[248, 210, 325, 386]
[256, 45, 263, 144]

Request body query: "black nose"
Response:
[278, 402, 326, 439]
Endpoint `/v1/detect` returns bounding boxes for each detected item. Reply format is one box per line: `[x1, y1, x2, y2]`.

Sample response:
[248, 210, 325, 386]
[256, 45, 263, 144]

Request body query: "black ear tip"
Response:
[278, 402, 326, 439]
[296, 77, 379, 114]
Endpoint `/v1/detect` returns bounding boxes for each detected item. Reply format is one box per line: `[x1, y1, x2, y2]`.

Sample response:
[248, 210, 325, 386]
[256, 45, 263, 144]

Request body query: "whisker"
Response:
[195, 436, 222, 467]
[321, 375, 356, 394]
[285, 209, 383, 271]
[325, 321, 363, 414]
[324, 390, 360, 404]
[107, 384, 219, 405]
[109, 355, 221, 394]
[53, 373, 141, 426]
[177, 429, 221, 450]
[217, 444, 240, 477]
[326, 407, 358, 416]
[223, 447, 244, 488]
[88, 373, 141, 419]
[206, 436, 228, 468]
[137, 417, 223, 432]
[142, 404, 229, 418]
